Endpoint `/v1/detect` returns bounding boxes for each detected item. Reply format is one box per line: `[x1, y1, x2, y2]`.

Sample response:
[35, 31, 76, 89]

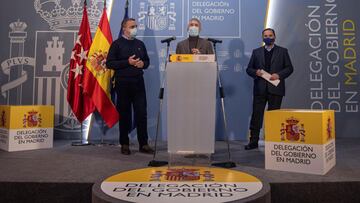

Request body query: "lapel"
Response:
[271, 45, 280, 65]
[185, 38, 190, 53]
[196, 38, 202, 50]
[185, 37, 202, 53]
[259, 47, 265, 66]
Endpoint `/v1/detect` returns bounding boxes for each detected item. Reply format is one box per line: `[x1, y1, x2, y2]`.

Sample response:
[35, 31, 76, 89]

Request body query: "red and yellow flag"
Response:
[83, 7, 119, 128]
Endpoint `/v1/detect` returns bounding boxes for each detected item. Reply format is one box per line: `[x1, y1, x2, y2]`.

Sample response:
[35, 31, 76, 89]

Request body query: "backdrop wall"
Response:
[0, 0, 358, 142]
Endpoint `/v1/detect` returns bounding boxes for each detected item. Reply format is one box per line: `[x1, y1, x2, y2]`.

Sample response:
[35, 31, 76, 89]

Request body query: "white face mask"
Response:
[129, 28, 137, 39]
[188, 26, 199, 37]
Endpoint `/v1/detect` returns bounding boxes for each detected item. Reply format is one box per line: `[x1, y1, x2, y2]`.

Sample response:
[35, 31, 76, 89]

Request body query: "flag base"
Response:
[93, 142, 116, 147]
[148, 160, 168, 167]
[71, 141, 91, 146]
[212, 161, 236, 168]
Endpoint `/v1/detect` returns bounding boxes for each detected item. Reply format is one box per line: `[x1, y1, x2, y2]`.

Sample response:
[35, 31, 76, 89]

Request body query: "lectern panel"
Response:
[166, 62, 217, 154]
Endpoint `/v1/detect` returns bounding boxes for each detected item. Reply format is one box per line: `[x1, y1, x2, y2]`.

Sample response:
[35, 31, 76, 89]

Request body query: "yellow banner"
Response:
[105, 166, 260, 182]
[169, 54, 216, 62]
[0, 105, 54, 129]
[169, 54, 194, 62]
[264, 109, 335, 144]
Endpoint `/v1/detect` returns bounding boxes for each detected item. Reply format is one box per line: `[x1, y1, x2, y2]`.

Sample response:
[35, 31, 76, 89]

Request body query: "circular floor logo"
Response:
[101, 166, 263, 203]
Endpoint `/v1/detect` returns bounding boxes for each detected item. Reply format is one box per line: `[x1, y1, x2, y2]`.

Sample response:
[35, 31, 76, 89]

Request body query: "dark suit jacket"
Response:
[246, 45, 293, 96]
[175, 37, 214, 54]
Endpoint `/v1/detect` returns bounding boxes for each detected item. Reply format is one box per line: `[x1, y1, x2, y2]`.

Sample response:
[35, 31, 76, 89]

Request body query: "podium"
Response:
[166, 55, 217, 156]
[264, 109, 336, 175]
[0, 105, 54, 152]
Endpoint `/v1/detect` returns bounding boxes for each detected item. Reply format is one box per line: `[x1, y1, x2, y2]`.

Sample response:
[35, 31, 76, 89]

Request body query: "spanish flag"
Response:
[83, 6, 119, 128]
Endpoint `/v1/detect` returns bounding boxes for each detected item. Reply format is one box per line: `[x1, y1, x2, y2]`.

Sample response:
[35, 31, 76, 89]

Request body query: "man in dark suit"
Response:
[245, 28, 294, 150]
[176, 18, 214, 54]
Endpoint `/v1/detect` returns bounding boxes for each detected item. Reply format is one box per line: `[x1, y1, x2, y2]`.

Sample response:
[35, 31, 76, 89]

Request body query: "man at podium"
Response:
[176, 18, 214, 55]
[171, 18, 215, 160]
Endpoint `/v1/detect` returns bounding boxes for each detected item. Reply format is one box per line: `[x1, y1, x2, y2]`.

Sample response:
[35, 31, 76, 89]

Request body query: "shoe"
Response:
[244, 141, 258, 150]
[139, 145, 154, 154]
[121, 145, 131, 155]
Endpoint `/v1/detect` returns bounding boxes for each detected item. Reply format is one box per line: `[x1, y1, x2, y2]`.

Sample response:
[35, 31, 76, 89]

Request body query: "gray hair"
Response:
[188, 18, 202, 30]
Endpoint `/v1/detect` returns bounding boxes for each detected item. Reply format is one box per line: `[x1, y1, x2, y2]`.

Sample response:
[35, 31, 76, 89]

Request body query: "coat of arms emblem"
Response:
[150, 168, 214, 181]
[89, 50, 109, 76]
[0, 111, 6, 127]
[327, 117, 332, 140]
[138, 0, 176, 31]
[280, 117, 305, 142]
[23, 110, 42, 128]
[165, 168, 200, 181]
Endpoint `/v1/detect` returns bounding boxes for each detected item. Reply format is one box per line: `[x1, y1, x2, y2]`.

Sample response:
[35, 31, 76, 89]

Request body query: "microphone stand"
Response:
[211, 41, 236, 168]
[148, 40, 172, 167]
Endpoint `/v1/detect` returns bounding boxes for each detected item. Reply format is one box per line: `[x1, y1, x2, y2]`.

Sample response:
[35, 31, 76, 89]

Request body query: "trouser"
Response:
[249, 93, 283, 140]
[115, 76, 148, 147]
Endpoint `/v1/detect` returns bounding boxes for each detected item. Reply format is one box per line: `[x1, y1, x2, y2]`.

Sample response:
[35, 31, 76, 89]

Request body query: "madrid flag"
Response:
[83, 6, 119, 128]
[67, 2, 95, 123]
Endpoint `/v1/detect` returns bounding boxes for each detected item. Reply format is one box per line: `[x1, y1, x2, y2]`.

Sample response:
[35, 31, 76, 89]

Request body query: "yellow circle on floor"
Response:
[101, 166, 263, 203]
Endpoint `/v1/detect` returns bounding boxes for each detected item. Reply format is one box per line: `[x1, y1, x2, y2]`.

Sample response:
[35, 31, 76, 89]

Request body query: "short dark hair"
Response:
[262, 28, 276, 37]
[121, 18, 136, 29]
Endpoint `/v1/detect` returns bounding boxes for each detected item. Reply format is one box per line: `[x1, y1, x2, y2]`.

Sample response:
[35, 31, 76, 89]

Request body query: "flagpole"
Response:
[93, 112, 116, 146]
[70, 0, 92, 146]
[90, 0, 112, 147]
[71, 121, 91, 146]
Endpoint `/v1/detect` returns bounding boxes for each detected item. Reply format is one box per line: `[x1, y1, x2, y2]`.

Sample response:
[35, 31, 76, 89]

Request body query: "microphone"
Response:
[206, 38, 222, 44]
[161, 36, 176, 43]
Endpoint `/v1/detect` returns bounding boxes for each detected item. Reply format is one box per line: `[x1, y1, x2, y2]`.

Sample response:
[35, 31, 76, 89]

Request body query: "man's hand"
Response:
[128, 55, 140, 66]
[256, 69, 263, 77]
[134, 60, 144, 68]
[191, 48, 200, 54]
[270, 73, 280, 80]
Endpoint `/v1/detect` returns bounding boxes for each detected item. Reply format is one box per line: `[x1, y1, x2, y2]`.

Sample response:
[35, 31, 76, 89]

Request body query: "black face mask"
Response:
[263, 38, 274, 45]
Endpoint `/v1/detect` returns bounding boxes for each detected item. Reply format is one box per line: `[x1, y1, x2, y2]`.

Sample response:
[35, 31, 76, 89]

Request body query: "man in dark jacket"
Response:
[106, 18, 154, 155]
[245, 28, 294, 150]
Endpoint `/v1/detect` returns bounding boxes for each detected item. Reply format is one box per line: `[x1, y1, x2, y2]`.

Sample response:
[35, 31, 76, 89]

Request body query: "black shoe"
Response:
[244, 141, 258, 150]
[139, 145, 154, 154]
[121, 145, 131, 155]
